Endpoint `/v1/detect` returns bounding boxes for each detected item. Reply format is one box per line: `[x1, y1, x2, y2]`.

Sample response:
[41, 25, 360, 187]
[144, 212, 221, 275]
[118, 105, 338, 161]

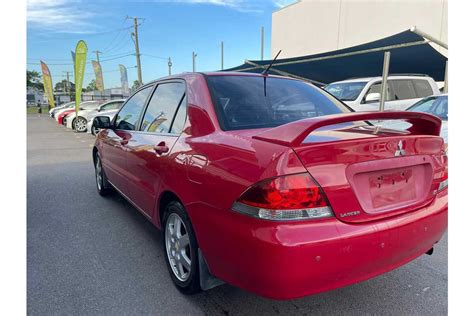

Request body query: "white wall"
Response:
[271, 0, 448, 58]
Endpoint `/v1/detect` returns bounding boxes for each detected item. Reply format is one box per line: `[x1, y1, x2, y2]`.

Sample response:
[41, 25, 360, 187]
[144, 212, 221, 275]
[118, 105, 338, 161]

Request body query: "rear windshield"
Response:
[324, 81, 367, 101]
[207, 75, 350, 130]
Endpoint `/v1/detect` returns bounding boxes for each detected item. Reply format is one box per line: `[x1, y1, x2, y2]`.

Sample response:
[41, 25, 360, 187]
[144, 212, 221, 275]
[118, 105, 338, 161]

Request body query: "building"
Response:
[271, 0, 447, 58]
[82, 88, 131, 101]
[26, 87, 44, 106]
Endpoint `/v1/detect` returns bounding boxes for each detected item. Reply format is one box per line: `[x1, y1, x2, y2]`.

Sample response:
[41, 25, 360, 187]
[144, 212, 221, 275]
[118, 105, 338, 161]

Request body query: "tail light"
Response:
[438, 150, 448, 192]
[232, 173, 333, 221]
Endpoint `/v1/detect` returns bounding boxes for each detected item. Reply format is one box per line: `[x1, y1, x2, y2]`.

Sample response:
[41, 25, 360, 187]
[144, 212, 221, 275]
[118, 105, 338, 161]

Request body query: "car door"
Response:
[100, 85, 153, 196]
[125, 81, 187, 217]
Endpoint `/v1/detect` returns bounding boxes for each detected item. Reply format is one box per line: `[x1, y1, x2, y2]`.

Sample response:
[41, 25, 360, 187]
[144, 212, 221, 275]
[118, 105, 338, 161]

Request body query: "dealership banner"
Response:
[119, 64, 129, 93]
[71, 51, 75, 67]
[40, 61, 55, 109]
[91, 60, 104, 92]
[74, 40, 87, 114]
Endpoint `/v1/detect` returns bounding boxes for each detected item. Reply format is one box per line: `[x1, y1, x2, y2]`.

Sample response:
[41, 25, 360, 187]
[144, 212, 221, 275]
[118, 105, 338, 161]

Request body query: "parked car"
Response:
[61, 101, 105, 126]
[66, 99, 124, 132]
[324, 74, 440, 111]
[86, 109, 119, 135]
[92, 72, 447, 300]
[49, 101, 74, 118]
[52, 102, 76, 120]
[379, 94, 448, 145]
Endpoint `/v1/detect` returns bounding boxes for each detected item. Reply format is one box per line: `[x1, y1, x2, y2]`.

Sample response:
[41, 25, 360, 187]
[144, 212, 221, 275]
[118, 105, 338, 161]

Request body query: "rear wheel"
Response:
[94, 153, 111, 196]
[75, 117, 88, 132]
[163, 201, 201, 295]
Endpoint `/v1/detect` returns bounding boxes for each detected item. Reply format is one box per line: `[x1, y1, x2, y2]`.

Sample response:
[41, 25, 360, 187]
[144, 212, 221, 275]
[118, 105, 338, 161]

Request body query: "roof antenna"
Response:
[262, 49, 281, 75]
[263, 50, 281, 96]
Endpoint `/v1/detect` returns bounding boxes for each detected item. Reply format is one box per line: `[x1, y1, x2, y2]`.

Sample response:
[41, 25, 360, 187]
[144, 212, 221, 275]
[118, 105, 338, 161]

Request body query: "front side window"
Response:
[101, 101, 123, 111]
[207, 75, 350, 130]
[364, 82, 393, 102]
[115, 86, 152, 130]
[324, 81, 366, 101]
[390, 80, 417, 100]
[140, 82, 186, 133]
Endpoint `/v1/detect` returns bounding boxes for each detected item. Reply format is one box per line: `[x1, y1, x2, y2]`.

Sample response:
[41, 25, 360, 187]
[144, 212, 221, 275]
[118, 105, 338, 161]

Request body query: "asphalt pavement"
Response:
[27, 115, 447, 315]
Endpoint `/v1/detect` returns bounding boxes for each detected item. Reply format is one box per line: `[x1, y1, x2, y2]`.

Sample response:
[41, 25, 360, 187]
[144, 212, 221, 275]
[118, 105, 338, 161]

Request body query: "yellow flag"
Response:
[40, 61, 55, 109]
[91, 60, 104, 91]
[74, 40, 88, 114]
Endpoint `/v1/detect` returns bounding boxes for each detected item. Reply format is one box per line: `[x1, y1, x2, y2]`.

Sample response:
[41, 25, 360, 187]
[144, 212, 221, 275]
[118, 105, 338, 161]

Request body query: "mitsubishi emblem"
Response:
[394, 140, 406, 157]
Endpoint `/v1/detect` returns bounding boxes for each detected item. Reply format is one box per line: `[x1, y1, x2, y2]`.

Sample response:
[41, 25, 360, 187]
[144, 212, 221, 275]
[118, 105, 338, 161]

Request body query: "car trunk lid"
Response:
[252, 112, 447, 223]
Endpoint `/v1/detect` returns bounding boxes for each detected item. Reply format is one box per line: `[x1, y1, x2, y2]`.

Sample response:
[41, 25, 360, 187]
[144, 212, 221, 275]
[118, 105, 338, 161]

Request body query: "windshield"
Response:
[324, 81, 367, 101]
[207, 75, 350, 130]
[408, 95, 448, 120]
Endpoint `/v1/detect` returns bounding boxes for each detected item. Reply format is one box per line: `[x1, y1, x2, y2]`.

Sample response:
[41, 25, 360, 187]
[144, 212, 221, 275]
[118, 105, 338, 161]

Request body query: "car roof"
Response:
[329, 75, 433, 85]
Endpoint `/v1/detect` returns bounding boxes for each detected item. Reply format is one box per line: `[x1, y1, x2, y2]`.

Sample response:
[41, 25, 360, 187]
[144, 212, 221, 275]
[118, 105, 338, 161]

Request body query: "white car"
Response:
[49, 101, 74, 118]
[86, 109, 119, 135]
[65, 99, 124, 132]
[324, 75, 440, 111]
[379, 94, 448, 145]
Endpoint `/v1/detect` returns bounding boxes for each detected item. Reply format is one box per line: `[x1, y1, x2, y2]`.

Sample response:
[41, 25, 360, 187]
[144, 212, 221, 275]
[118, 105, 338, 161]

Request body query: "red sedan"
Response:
[92, 72, 447, 300]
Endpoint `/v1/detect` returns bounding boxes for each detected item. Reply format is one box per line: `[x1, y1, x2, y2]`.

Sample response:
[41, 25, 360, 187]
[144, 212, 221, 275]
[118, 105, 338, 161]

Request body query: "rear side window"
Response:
[140, 82, 186, 133]
[390, 80, 417, 100]
[115, 86, 152, 130]
[412, 79, 434, 98]
[207, 75, 349, 130]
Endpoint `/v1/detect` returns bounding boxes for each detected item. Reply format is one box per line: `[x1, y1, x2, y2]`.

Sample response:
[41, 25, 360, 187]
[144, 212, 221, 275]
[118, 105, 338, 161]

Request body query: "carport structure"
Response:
[225, 28, 448, 87]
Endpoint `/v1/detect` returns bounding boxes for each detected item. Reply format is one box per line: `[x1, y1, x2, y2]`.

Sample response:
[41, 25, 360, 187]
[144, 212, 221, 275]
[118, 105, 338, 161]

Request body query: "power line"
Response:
[141, 53, 168, 60]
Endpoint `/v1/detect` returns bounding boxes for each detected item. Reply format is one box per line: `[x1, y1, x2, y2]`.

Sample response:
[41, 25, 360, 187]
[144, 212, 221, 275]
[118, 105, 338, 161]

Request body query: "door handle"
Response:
[120, 139, 129, 145]
[153, 142, 169, 155]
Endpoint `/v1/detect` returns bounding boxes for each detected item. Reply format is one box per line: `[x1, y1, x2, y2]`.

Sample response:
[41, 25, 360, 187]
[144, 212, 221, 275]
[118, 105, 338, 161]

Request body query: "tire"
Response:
[162, 201, 201, 295]
[91, 126, 99, 136]
[94, 153, 112, 196]
[75, 117, 88, 132]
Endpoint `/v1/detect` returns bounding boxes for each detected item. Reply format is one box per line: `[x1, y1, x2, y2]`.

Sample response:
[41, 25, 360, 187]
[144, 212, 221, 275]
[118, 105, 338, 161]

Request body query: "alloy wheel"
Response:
[165, 213, 192, 282]
[75, 117, 87, 132]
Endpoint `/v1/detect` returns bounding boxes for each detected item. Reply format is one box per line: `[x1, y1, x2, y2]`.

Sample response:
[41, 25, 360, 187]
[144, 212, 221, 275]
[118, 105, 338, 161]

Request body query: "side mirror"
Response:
[93, 116, 112, 129]
[365, 92, 381, 103]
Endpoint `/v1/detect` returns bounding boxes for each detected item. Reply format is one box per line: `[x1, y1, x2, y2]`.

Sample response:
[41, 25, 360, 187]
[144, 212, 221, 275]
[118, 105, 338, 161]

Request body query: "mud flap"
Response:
[199, 249, 225, 291]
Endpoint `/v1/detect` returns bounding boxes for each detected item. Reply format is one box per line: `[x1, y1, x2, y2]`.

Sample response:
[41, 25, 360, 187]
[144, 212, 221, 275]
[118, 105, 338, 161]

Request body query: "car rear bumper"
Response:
[189, 188, 447, 300]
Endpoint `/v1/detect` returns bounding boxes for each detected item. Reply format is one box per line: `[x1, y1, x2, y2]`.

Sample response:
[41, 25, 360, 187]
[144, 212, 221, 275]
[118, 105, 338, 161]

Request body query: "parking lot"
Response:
[27, 114, 447, 315]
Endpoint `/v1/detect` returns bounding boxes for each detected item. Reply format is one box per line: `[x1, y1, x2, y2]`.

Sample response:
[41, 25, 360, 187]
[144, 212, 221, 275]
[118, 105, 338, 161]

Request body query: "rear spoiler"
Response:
[252, 111, 441, 147]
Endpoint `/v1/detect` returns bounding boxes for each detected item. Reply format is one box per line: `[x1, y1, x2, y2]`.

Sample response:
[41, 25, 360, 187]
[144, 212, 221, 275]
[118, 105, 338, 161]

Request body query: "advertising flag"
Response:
[40, 61, 55, 109]
[74, 40, 87, 114]
[91, 60, 104, 92]
[71, 51, 75, 67]
[119, 64, 129, 93]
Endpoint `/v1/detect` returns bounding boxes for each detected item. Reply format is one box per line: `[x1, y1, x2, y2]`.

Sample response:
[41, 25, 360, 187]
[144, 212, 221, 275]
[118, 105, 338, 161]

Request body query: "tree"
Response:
[131, 80, 141, 92]
[54, 80, 74, 92]
[27, 70, 44, 91]
[86, 79, 97, 92]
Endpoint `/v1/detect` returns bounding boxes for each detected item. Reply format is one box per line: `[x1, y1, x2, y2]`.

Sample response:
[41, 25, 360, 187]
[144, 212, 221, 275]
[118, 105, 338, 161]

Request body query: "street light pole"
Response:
[261, 26, 264, 60]
[168, 57, 172, 76]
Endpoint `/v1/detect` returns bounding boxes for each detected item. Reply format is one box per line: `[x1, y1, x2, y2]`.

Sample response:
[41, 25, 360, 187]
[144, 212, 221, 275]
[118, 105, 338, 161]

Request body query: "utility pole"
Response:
[221, 41, 224, 70]
[62, 71, 71, 93]
[168, 57, 172, 76]
[128, 16, 144, 85]
[261, 26, 264, 60]
[192, 51, 197, 72]
[92, 50, 102, 63]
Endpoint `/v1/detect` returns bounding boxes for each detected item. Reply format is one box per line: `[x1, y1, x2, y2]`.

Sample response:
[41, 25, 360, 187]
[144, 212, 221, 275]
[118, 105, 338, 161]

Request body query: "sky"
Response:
[27, 0, 297, 89]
